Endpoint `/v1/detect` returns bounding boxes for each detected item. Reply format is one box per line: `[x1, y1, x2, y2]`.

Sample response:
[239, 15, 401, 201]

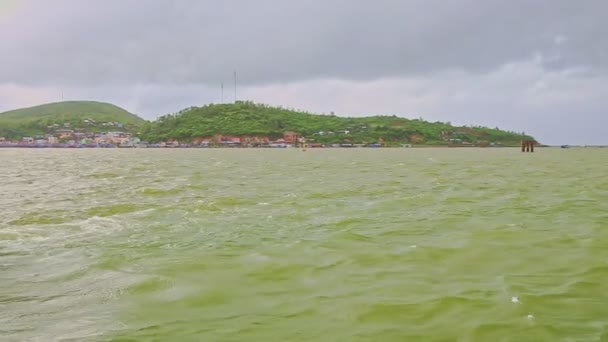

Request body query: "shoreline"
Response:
[0, 145, 577, 149]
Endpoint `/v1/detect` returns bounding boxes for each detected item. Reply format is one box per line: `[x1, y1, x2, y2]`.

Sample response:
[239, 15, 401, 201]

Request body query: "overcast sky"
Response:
[1, 0, 607, 144]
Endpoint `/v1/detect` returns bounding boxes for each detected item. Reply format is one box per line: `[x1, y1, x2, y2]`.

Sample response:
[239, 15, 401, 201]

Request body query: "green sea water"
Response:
[1, 148, 607, 341]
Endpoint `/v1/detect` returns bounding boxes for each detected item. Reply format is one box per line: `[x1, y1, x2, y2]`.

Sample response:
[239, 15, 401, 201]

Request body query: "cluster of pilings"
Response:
[521, 140, 535, 152]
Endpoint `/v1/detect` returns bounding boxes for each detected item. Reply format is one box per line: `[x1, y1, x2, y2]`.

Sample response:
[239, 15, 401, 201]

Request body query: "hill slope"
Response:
[140, 101, 535, 145]
[0, 101, 145, 139]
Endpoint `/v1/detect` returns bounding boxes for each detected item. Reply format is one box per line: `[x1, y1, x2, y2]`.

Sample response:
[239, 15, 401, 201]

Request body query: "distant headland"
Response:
[0, 100, 535, 148]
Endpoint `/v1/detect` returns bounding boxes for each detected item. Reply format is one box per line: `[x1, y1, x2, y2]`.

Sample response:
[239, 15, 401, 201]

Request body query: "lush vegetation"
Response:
[0, 101, 145, 139]
[140, 101, 535, 145]
[1, 100, 535, 145]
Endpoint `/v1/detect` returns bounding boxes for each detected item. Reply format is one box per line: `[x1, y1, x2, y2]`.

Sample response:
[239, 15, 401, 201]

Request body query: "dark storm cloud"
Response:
[1, 0, 606, 86]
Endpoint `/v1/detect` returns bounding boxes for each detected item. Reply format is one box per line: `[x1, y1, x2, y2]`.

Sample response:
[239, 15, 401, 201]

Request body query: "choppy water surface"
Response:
[1, 148, 607, 341]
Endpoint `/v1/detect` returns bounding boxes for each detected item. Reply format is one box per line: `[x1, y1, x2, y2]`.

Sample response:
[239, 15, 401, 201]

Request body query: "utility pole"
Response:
[234, 70, 237, 103]
[221, 82, 224, 103]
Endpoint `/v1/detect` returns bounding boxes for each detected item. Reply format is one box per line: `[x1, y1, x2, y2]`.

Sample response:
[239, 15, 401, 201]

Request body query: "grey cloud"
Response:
[1, 0, 607, 86]
[239, 61, 608, 145]
[1, 0, 607, 145]
[4, 57, 604, 145]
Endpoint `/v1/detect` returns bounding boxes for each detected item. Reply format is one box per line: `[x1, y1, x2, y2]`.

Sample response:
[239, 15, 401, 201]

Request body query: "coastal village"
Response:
[0, 129, 510, 148]
[0, 117, 399, 148]
[0, 101, 532, 148]
[0, 119, 142, 148]
[0, 119, 507, 148]
[0, 128, 384, 148]
[0, 110, 512, 148]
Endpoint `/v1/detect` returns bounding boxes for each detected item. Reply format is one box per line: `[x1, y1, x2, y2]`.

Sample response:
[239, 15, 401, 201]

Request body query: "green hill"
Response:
[140, 101, 535, 146]
[0, 101, 145, 139]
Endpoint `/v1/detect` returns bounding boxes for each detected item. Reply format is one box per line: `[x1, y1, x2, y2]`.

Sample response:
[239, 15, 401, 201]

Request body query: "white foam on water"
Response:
[1, 207, 146, 250]
[76, 216, 125, 235]
[0, 227, 52, 244]
[133, 208, 157, 216]
[511, 296, 520, 303]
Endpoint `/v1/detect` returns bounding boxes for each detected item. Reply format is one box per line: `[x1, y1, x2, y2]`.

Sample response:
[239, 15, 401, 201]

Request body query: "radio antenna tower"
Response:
[234, 70, 237, 103]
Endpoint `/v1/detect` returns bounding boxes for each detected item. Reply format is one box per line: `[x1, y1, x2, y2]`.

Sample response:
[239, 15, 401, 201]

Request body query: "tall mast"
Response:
[234, 70, 237, 103]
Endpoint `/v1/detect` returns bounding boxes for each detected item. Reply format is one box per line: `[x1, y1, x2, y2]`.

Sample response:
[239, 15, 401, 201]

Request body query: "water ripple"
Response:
[1, 148, 607, 341]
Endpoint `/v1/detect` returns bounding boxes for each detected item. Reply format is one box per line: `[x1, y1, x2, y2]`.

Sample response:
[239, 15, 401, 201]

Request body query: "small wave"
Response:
[127, 277, 175, 295]
[9, 210, 72, 226]
[85, 204, 151, 218]
[86, 172, 123, 179]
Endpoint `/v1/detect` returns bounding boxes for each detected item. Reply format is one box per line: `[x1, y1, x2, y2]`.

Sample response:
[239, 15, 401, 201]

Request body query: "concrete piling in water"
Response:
[521, 140, 535, 152]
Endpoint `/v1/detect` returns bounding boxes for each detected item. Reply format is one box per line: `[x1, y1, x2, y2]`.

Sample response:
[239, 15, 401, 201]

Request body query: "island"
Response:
[0, 100, 535, 148]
